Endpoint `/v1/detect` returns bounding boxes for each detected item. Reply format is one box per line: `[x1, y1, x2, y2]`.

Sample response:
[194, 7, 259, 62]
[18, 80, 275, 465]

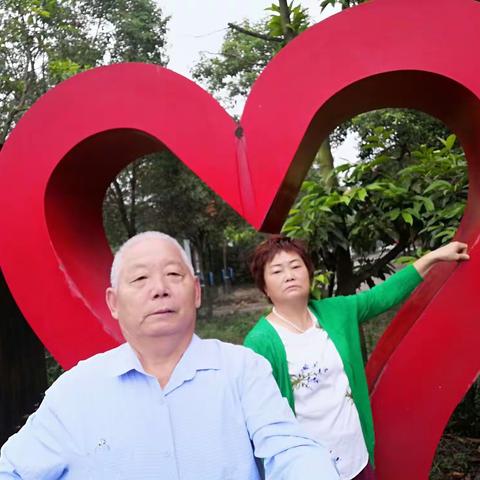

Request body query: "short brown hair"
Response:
[249, 235, 315, 296]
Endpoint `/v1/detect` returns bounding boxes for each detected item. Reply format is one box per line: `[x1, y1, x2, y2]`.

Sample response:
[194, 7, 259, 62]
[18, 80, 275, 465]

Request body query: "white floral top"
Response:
[269, 318, 369, 480]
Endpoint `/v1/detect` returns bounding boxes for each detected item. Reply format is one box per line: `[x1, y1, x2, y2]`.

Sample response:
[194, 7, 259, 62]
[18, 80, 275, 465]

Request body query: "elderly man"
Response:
[0, 232, 338, 480]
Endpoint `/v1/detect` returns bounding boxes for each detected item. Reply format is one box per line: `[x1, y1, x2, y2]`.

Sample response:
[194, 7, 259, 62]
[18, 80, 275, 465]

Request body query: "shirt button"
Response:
[161, 451, 172, 458]
[159, 398, 165, 406]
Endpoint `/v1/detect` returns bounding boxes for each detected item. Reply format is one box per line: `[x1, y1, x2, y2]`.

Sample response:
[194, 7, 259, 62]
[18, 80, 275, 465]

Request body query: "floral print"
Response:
[291, 362, 329, 390]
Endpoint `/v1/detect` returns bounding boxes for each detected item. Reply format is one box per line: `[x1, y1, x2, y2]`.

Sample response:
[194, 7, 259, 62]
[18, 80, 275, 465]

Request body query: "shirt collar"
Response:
[106, 334, 221, 380]
[106, 341, 145, 377]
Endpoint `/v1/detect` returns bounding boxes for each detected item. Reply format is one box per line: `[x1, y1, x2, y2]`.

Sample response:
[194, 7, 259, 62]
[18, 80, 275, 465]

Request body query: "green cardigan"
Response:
[244, 264, 423, 465]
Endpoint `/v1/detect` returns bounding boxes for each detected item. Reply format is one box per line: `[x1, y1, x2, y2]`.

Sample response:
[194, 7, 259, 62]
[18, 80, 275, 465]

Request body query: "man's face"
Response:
[106, 237, 201, 344]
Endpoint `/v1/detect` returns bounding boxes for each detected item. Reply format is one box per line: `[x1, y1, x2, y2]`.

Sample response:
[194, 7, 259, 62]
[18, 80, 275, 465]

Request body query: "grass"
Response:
[196, 311, 260, 345]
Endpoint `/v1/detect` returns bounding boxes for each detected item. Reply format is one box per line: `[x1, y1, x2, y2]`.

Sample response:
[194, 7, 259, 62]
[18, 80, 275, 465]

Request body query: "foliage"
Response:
[46, 350, 64, 385]
[320, 0, 366, 11]
[332, 108, 452, 160]
[192, 1, 310, 109]
[0, 0, 168, 143]
[103, 151, 254, 278]
[192, 19, 280, 108]
[105, 0, 168, 64]
[192, 3, 463, 300]
[283, 131, 467, 296]
[265, 2, 310, 38]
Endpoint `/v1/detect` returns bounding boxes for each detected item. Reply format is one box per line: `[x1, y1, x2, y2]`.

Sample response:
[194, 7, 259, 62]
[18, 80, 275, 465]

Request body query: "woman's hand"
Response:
[413, 241, 470, 277]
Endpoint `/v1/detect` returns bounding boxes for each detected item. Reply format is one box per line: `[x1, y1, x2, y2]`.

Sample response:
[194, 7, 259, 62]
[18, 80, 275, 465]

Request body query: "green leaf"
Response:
[388, 208, 400, 221]
[424, 179, 452, 194]
[357, 188, 367, 201]
[366, 183, 386, 192]
[440, 134, 456, 151]
[401, 211, 413, 225]
[318, 205, 332, 213]
[423, 197, 435, 212]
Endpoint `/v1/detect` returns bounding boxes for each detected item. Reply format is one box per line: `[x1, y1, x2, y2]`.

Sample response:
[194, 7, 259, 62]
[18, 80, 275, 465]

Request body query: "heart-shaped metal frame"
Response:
[0, 0, 479, 476]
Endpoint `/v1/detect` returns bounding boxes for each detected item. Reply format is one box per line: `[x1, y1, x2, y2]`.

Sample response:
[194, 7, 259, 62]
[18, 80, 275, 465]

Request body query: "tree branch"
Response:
[128, 165, 137, 236]
[227, 23, 283, 43]
[358, 236, 409, 284]
[111, 180, 136, 238]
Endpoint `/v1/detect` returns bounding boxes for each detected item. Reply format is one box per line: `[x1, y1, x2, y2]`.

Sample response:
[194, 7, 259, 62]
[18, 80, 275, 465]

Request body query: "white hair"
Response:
[110, 231, 194, 289]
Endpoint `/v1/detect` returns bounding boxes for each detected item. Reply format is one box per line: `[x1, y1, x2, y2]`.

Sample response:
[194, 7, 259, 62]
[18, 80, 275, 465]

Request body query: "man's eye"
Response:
[167, 272, 182, 277]
[132, 275, 147, 282]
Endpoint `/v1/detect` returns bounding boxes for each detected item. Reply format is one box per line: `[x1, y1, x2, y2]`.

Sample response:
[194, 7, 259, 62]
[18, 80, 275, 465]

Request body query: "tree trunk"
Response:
[0, 269, 47, 446]
[111, 175, 137, 239]
[334, 246, 356, 296]
[278, 0, 296, 43]
[316, 137, 337, 188]
[334, 247, 369, 362]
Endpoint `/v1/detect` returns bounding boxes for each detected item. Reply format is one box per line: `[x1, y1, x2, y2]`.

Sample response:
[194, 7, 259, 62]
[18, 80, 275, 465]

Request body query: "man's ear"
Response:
[194, 277, 202, 309]
[106, 287, 119, 319]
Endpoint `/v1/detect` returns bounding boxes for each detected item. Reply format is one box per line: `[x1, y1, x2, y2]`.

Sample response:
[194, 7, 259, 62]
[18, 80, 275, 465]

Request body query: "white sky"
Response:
[157, 0, 358, 163]
[159, 1, 339, 78]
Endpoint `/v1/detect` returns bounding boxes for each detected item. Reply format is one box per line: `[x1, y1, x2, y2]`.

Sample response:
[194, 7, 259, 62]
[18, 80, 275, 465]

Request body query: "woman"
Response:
[244, 235, 468, 480]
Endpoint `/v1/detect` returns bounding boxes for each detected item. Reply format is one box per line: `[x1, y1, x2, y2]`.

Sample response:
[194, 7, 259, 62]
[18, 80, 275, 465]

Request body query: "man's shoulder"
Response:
[199, 337, 254, 357]
[197, 337, 271, 371]
[71, 343, 127, 374]
[46, 344, 127, 396]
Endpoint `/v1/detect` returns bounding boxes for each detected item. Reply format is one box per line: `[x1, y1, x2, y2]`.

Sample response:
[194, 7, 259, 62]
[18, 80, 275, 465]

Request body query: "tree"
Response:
[193, 1, 310, 104]
[193, 1, 462, 294]
[332, 108, 452, 161]
[1, 0, 96, 142]
[0, 0, 169, 143]
[192, 19, 281, 111]
[104, 151, 255, 276]
[283, 131, 466, 296]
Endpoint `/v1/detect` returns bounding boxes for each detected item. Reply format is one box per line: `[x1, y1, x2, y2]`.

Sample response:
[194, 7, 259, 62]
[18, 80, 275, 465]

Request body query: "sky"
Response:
[159, 1, 340, 79]
[156, 1, 358, 163]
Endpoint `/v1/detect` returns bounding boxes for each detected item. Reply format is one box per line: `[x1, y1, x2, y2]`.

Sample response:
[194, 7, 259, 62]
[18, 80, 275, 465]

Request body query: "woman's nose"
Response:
[285, 269, 295, 281]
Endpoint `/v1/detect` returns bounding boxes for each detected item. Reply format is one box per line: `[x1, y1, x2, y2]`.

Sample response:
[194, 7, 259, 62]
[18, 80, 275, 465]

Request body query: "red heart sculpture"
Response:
[0, 0, 478, 477]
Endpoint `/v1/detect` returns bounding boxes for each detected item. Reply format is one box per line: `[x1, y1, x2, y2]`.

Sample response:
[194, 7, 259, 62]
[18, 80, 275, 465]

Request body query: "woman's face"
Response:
[263, 249, 311, 305]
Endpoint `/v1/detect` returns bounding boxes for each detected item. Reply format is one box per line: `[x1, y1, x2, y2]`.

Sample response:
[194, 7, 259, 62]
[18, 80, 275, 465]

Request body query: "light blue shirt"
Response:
[0, 335, 338, 480]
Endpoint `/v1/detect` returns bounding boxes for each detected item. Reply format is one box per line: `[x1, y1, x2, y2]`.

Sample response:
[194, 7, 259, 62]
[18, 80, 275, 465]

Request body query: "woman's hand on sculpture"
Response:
[413, 241, 469, 277]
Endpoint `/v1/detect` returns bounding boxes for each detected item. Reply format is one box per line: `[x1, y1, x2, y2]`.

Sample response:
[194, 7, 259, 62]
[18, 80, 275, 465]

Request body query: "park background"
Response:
[0, 0, 478, 477]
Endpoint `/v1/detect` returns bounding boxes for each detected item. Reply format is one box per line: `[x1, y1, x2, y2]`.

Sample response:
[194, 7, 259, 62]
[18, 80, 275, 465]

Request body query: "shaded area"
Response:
[0, 269, 46, 446]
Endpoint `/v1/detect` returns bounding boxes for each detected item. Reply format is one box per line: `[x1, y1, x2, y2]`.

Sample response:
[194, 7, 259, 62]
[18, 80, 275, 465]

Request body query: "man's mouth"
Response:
[149, 308, 175, 316]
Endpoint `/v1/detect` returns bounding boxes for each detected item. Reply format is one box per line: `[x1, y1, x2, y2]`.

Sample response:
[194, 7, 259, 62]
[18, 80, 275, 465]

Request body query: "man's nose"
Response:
[151, 276, 169, 298]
